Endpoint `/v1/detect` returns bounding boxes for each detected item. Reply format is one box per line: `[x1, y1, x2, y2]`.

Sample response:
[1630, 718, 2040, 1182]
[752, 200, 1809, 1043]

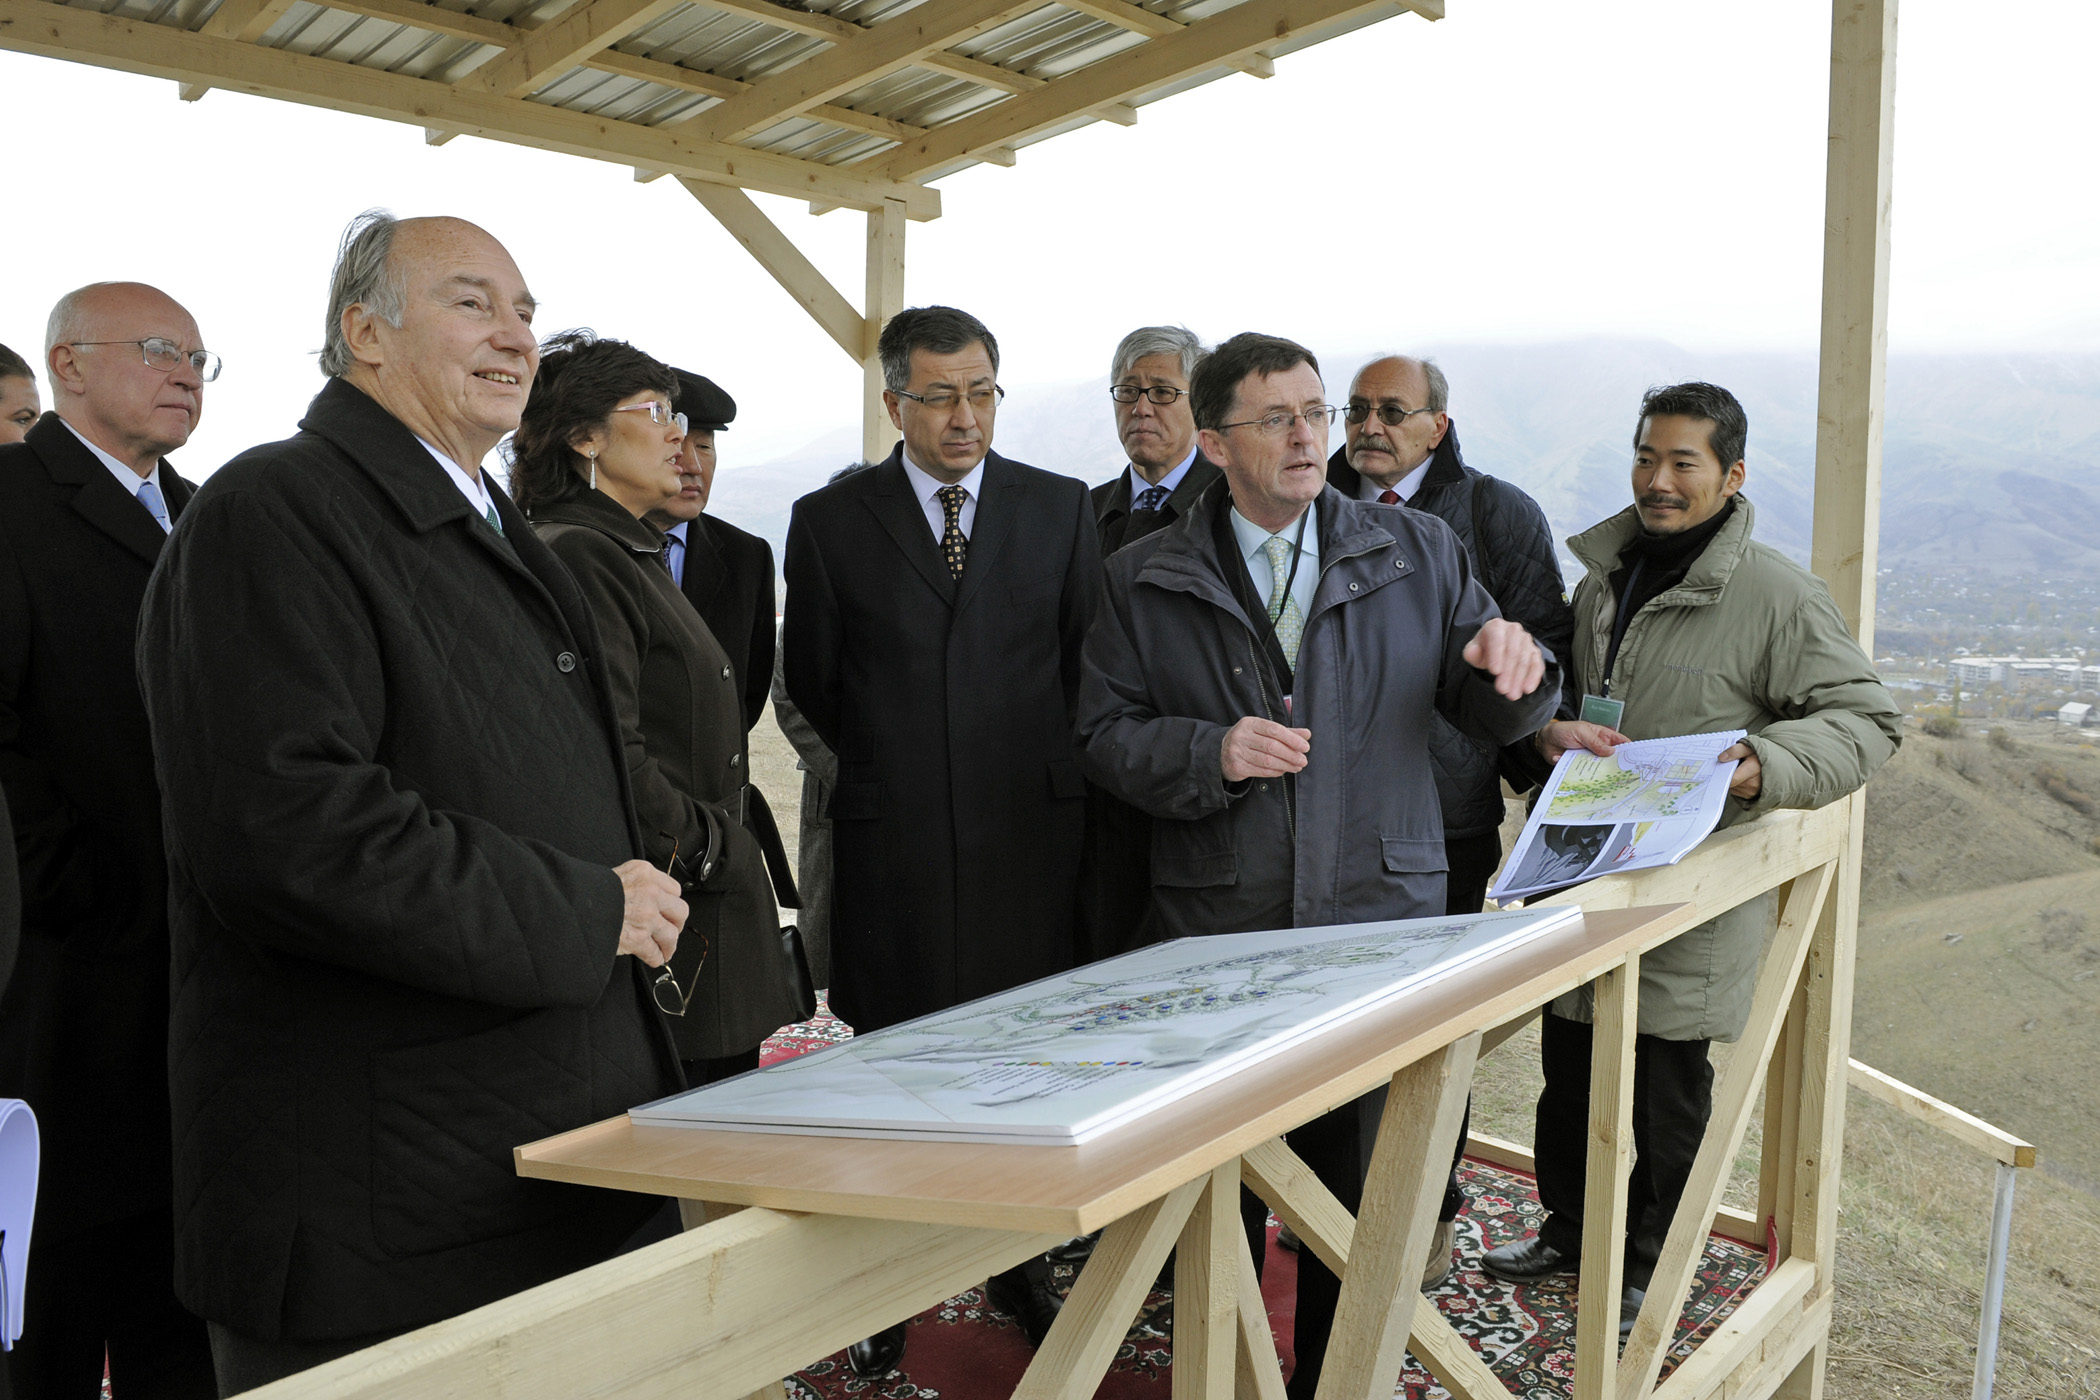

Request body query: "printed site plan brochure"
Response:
[1490, 729, 1749, 905]
[630, 906, 1583, 1146]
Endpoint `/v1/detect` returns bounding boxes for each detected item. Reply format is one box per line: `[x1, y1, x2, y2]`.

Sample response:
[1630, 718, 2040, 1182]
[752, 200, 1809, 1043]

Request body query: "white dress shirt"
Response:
[1127, 444, 1199, 503]
[62, 418, 169, 524]
[1356, 455, 1433, 505]
[662, 519, 691, 588]
[417, 438, 500, 525]
[1229, 501, 1320, 623]
[900, 451, 985, 541]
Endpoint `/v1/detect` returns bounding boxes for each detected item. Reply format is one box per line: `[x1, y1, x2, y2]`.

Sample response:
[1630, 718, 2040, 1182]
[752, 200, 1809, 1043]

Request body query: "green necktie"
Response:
[1261, 535, 1305, 668]
[484, 502, 504, 537]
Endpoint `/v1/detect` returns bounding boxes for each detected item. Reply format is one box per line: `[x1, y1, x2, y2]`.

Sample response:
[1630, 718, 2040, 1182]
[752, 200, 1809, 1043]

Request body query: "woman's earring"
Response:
[588, 451, 598, 491]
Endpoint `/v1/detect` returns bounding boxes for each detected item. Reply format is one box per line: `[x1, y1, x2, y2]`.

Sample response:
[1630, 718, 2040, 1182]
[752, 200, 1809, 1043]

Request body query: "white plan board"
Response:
[1490, 730, 1747, 903]
[630, 905, 1582, 1146]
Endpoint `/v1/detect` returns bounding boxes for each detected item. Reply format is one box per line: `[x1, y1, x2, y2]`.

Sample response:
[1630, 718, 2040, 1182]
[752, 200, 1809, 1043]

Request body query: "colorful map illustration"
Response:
[630, 906, 1581, 1145]
[1546, 741, 1724, 822]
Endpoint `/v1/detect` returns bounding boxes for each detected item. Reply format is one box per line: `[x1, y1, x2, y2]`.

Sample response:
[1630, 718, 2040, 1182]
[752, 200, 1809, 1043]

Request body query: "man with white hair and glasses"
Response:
[0, 280, 219, 1398]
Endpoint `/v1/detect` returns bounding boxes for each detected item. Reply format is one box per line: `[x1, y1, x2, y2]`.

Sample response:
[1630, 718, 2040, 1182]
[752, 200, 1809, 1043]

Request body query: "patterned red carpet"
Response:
[758, 1005, 1771, 1400]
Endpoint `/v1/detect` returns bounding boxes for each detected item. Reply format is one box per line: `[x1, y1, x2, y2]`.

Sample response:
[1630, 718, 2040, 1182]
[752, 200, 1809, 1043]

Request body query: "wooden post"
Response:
[1794, 0, 1896, 1392]
[1572, 954, 1637, 1400]
[862, 197, 907, 463]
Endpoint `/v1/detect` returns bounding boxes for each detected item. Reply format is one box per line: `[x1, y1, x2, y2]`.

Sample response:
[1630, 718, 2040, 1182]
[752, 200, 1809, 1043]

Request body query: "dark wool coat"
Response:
[0, 414, 193, 1241]
[532, 490, 804, 1061]
[781, 447, 1099, 1033]
[673, 513, 777, 733]
[1077, 482, 1561, 940]
[136, 379, 681, 1343]
[1328, 422, 1577, 833]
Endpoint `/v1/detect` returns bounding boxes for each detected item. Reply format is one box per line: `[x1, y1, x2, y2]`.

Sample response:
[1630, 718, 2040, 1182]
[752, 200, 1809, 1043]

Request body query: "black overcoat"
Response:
[136, 378, 681, 1342]
[0, 414, 193, 1242]
[532, 490, 803, 1061]
[781, 447, 1099, 1033]
[674, 513, 777, 733]
[1088, 451, 1224, 557]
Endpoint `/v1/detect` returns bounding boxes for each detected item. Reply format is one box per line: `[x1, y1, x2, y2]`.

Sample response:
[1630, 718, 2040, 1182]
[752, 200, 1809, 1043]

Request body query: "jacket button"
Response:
[1259, 783, 1269, 792]
[729, 754, 742, 768]
[555, 651, 577, 673]
[1394, 559, 1406, 570]
[1349, 582, 1360, 592]
[1233, 666, 1243, 675]
[721, 665, 732, 680]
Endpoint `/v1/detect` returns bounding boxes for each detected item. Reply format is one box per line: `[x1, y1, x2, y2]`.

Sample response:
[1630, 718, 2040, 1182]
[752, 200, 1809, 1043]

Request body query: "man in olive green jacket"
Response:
[1482, 382, 1901, 1334]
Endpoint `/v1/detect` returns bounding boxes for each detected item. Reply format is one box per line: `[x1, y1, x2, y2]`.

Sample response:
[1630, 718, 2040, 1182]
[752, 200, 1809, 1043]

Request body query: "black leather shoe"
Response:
[1046, 1231, 1101, 1265]
[1480, 1235, 1573, 1283]
[847, 1323, 907, 1378]
[1620, 1285, 1645, 1340]
[985, 1263, 1064, 1347]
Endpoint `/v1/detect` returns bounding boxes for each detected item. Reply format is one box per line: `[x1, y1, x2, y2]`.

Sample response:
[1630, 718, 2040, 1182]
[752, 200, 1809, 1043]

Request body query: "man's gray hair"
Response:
[1111, 325, 1204, 384]
[45, 283, 121, 360]
[1352, 353, 1450, 414]
[320, 210, 409, 378]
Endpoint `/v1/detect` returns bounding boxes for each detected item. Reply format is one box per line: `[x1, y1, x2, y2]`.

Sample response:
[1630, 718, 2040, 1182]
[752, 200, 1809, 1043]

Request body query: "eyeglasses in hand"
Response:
[894, 385, 1005, 412]
[614, 400, 689, 435]
[1344, 401, 1434, 426]
[648, 838, 709, 1018]
[1110, 384, 1190, 405]
[68, 338, 223, 382]
[1217, 405, 1341, 437]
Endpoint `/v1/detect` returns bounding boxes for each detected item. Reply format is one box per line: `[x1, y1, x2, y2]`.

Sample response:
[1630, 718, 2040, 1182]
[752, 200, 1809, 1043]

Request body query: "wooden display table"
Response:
[517, 903, 1697, 1400]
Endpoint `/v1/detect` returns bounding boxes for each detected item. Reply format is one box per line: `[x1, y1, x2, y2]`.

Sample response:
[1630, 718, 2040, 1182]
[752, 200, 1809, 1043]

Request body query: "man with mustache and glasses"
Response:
[1077, 332, 1558, 1399]
[1326, 353, 1575, 1285]
[1482, 381, 1900, 1340]
[135, 213, 687, 1392]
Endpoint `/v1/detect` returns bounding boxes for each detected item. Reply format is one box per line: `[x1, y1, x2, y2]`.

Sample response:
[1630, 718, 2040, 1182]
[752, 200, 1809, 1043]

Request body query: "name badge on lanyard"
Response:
[1580, 693, 1626, 728]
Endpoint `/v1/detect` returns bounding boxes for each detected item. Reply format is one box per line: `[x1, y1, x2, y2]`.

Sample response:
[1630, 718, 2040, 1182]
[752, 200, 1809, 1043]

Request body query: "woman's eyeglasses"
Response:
[615, 400, 689, 435]
[649, 838, 708, 1017]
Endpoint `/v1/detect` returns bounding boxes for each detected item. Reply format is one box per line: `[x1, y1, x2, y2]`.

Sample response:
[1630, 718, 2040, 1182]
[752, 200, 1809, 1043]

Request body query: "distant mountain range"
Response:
[706, 339, 2100, 577]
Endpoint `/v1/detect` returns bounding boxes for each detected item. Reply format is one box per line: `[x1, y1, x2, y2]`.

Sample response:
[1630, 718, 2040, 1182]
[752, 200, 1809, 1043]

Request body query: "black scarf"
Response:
[1599, 496, 1737, 695]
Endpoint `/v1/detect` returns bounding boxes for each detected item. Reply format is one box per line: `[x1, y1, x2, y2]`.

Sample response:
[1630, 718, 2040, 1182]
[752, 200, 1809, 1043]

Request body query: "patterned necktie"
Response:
[136, 479, 172, 533]
[1378, 488, 1401, 505]
[1133, 485, 1170, 514]
[483, 502, 504, 537]
[661, 533, 681, 584]
[1261, 535, 1306, 668]
[936, 484, 969, 579]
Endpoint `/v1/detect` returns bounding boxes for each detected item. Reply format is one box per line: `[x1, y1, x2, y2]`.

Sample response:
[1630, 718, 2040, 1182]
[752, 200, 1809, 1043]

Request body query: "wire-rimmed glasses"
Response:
[1217, 405, 1341, 437]
[1110, 384, 1190, 405]
[648, 838, 709, 1018]
[68, 338, 222, 383]
[614, 400, 689, 435]
[1344, 400, 1435, 427]
[894, 385, 1005, 412]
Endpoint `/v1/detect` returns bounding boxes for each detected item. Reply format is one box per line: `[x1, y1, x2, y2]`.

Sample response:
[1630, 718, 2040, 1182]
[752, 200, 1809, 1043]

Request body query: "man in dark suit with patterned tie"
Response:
[0, 281, 217, 1398]
[782, 306, 1099, 1371]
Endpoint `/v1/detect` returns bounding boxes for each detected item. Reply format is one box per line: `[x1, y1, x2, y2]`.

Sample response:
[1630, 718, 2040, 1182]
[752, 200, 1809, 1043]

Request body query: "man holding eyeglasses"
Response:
[1076, 331, 1559, 1399]
[0, 281, 219, 1399]
[782, 305, 1099, 1367]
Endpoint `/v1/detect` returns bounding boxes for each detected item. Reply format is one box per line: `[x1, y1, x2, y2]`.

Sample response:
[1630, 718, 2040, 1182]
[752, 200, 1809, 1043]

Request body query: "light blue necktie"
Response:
[136, 479, 172, 533]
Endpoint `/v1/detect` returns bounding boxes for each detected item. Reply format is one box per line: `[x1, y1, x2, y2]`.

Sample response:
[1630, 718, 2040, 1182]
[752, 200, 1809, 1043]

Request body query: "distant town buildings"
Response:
[2062, 702, 2094, 728]
[1945, 655, 2099, 693]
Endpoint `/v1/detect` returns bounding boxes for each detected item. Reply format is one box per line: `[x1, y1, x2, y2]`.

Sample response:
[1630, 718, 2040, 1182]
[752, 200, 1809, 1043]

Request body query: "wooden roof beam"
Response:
[885, 0, 1436, 179]
[0, 0, 940, 217]
[590, 48, 926, 142]
[682, 0, 1050, 99]
[199, 0, 296, 42]
[915, 48, 1044, 93]
[466, 0, 690, 97]
[321, 0, 518, 46]
[1057, 0, 1272, 79]
[695, 0, 1040, 143]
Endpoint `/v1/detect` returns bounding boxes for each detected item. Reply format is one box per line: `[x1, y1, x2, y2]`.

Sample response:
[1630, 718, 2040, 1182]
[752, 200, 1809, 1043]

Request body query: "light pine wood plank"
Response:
[1233, 1208, 1287, 1400]
[1174, 1160, 1241, 1400]
[1573, 954, 1637, 1400]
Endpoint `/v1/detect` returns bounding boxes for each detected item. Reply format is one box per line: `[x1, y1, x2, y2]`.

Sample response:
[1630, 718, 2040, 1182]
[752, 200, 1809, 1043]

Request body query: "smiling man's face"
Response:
[1631, 413, 1744, 534]
[344, 217, 538, 470]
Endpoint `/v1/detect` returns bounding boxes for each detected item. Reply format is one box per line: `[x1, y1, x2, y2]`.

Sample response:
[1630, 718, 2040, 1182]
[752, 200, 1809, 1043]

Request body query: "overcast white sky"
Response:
[2, 0, 2096, 473]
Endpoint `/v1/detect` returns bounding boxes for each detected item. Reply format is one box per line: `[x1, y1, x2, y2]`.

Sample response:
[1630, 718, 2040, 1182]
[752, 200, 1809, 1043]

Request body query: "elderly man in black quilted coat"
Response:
[136, 213, 690, 1394]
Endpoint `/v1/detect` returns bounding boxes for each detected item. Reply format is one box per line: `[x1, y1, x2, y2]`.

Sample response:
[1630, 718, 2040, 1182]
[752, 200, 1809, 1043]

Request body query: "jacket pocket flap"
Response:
[1380, 837, 1449, 875]
[1153, 852, 1238, 888]
[826, 781, 883, 821]
[1046, 758, 1087, 800]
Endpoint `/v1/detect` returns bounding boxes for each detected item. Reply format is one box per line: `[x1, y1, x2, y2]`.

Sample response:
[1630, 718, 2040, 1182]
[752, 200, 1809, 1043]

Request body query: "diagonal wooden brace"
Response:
[1616, 859, 1837, 1400]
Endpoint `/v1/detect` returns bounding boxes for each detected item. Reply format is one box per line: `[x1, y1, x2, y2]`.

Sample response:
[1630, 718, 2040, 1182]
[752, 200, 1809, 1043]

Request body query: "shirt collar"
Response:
[417, 438, 493, 517]
[664, 519, 691, 545]
[1358, 455, 1433, 504]
[900, 450, 986, 506]
[1128, 443, 1199, 500]
[60, 417, 163, 497]
[1228, 500, 1319, 564]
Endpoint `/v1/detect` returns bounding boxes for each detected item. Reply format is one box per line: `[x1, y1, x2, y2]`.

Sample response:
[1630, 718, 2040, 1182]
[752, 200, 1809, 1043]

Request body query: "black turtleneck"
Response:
[1598, 495, 1737, 695]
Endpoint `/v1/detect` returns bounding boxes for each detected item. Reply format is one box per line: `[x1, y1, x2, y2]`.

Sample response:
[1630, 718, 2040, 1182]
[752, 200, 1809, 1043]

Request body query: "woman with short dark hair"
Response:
[512, 330, 809, 1084]
[0, 342, 40, 444]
